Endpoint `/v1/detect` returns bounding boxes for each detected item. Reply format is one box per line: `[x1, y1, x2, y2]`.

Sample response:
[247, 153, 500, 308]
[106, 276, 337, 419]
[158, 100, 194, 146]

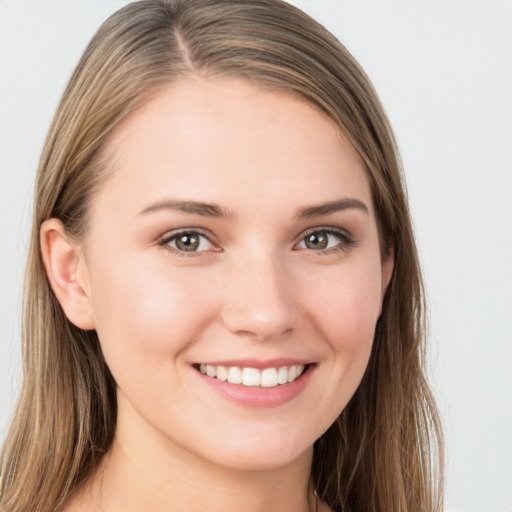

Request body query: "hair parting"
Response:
[0, 1, 443, 511]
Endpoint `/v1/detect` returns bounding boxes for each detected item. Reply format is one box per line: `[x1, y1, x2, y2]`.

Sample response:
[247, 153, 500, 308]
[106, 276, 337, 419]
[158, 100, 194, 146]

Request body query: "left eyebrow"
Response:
[295, 198, 369, 219]
[137, 199, 234, 219]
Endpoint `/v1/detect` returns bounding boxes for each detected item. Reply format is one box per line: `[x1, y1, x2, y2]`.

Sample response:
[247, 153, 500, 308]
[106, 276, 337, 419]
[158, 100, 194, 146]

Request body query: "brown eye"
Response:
[304, 232, 328, 250]
[297, 229, 352, 252]
[165, 231, 214, 252]
[176, 233, 200, 251]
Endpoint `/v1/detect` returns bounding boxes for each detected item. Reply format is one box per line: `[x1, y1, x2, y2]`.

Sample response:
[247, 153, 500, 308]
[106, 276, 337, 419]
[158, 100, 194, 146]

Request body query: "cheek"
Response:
[302, 260, 382, 403]
[305, 262, 383, 346]
[272, 260, 383, 436]
[87, 255, 219, 378]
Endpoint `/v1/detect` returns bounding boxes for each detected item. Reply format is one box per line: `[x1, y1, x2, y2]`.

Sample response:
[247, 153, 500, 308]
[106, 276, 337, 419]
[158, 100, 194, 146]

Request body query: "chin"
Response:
[191, 430, 316, 473]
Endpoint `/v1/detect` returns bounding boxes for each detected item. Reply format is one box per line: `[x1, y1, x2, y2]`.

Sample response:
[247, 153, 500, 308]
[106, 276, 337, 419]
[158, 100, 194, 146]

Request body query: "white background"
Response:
[1, 2, 511, 511]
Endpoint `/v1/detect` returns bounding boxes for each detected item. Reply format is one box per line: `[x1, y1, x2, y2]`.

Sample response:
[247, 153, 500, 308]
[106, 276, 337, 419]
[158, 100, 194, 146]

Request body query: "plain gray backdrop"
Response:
[1, 2, 511, 511]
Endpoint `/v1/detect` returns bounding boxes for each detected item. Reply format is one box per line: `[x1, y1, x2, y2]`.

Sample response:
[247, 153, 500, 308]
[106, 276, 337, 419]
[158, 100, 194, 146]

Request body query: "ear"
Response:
[380, 245, 394, 302]
[40, 219, 96, 330]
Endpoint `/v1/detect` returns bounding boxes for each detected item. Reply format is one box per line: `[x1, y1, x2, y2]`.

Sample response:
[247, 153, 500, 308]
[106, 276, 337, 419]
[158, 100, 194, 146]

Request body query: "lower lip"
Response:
[195, 365, 315, 408]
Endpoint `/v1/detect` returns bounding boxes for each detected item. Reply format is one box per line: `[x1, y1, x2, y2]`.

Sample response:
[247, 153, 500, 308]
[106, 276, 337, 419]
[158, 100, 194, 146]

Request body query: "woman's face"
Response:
[78, 78, 393, 471]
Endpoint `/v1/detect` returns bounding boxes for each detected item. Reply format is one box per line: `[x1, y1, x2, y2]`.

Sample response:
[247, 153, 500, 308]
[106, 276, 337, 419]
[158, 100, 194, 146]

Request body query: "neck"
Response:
[101, 442, 314, 512]
[69, 404, 317, 512]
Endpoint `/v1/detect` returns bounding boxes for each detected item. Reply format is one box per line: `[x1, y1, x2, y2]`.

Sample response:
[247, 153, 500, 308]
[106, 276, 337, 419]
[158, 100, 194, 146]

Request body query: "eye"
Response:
[296, 228, 353, 252]
[161, 230, 216, 253]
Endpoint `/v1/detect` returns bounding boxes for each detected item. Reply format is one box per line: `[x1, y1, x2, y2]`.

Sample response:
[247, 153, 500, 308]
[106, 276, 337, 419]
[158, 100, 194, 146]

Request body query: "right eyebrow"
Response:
[295, 198, 369, 219]
[137, 199, 234, 219]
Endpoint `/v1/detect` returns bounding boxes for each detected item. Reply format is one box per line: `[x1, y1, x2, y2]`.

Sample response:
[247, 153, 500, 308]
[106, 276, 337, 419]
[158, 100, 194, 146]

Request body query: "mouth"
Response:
[193, 363, 311, 388]
[193, 360, 315, 407]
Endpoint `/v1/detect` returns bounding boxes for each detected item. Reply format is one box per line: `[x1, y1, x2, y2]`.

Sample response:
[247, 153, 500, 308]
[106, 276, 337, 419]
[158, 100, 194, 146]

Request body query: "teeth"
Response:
[216, 365, 228, 382]
[242, 368, 261, 386]
[227, 366, 242, 384]
[198, 364, 306, 387]
[277, 366, 288, 385]
[261, 368, 278, 387]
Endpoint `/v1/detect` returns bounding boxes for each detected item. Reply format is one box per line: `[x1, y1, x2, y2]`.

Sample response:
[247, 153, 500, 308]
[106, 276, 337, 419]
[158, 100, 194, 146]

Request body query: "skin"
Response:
[42, 77, 393, 512]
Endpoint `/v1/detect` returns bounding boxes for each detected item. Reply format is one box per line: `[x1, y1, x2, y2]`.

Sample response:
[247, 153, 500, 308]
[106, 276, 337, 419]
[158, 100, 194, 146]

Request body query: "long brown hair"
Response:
[0, 1, 443, 511]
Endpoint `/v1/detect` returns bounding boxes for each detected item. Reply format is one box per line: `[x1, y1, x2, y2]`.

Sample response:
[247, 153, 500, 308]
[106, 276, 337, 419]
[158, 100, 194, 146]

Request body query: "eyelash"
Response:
[157, 226, 355, 256]
[158, 228, 218, 257]
[295, 227, 355, 255]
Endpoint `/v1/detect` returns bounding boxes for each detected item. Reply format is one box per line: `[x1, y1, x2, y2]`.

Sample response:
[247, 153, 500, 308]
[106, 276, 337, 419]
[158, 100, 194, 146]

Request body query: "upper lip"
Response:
[194, 358, 313, 370]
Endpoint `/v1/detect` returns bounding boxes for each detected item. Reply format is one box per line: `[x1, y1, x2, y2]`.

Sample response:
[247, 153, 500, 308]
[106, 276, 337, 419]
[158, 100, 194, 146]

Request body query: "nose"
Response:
[220, 253, 298, 341]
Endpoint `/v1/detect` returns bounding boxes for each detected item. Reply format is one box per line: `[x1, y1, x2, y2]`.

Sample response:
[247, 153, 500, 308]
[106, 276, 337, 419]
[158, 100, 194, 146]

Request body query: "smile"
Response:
[198, 364, 307, 388]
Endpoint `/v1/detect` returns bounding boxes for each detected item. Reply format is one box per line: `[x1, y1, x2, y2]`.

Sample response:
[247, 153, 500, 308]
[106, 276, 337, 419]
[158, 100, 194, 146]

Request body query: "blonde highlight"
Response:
[1, 1, 443, 511]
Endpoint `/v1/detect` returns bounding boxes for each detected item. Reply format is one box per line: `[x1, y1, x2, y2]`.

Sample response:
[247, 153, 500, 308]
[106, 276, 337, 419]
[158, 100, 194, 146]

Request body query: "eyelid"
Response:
[298, 225, 351, 238]
[158, 227, 221, 255]
[294, 225, 355, 252]
[156, 225, 355, 256]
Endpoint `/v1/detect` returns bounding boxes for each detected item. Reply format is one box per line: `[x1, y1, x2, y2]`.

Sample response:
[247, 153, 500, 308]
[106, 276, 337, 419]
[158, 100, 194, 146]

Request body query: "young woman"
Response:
[0, 1, 443, 511]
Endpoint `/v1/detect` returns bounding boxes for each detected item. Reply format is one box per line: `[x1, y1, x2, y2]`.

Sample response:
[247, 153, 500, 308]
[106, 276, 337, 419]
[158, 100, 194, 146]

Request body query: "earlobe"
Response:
[40, 219, 96, 330]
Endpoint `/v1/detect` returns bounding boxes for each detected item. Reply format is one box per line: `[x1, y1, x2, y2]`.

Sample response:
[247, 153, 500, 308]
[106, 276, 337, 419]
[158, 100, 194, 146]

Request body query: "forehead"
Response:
[91, 77, 372, 221]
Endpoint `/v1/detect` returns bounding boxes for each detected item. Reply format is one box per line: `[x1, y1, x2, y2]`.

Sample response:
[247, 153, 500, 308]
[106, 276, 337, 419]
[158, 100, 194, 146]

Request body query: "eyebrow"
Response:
[138, 197, 368, 220]
[295, 198, 369, 219]
[138, 199, 233, 219]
